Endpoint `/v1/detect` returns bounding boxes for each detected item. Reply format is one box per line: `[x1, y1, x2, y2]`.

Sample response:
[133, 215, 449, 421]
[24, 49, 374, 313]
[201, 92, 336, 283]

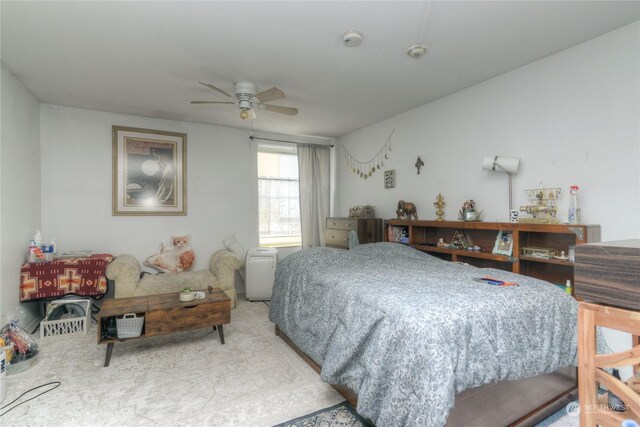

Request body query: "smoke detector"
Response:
[407, 44, 428, 59]
[342, 31, 363, 47]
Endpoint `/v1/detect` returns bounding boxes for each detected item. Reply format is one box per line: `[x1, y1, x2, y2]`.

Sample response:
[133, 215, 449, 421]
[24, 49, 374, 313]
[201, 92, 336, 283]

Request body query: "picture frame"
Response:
[492, 230, 514, 256]
[112, 126, 187, 216]
[384, 169, 396, 189]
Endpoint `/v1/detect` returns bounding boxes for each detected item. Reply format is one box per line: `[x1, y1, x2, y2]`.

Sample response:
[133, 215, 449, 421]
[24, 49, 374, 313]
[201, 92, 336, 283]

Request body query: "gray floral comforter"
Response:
[269, 243, 580, 427]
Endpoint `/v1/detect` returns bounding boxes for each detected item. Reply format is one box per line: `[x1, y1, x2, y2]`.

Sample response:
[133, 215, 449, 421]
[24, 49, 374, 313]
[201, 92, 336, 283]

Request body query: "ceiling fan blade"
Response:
[263, 104, 299, 116]
[190, 101, 235, 104]
[255, 87, 285, 103]
[198, 81, 232, 98]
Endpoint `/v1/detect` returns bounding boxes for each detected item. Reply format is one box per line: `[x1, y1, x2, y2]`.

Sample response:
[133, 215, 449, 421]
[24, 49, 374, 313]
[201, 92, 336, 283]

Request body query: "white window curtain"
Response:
[297, 143, 330, 248]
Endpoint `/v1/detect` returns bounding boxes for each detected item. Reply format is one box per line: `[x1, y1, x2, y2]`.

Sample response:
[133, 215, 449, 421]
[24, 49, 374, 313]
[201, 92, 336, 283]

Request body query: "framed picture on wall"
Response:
[492, 230, 514, 256]
[112, 125, 187, 215]
[384, 169, 396, 189]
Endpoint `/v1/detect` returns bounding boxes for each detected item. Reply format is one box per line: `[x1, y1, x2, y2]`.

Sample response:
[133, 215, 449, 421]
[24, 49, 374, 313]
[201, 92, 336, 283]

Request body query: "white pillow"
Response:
[223, 235, 245, 266]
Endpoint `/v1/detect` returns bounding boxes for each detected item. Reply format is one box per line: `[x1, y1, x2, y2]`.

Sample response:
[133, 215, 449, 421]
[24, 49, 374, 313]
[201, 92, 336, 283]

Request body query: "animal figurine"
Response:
[396, 200, 418, 220]
[146, 235, 195, 273]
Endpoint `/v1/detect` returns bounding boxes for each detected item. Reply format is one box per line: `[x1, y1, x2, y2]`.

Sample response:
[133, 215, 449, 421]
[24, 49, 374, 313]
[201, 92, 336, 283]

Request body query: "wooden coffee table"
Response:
[97, 288, 231, 367]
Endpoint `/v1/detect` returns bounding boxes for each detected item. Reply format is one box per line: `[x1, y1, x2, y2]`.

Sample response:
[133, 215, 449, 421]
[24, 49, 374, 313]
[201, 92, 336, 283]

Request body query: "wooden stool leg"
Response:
[578, 304, 596, 427]
[104, 342, 114, 367]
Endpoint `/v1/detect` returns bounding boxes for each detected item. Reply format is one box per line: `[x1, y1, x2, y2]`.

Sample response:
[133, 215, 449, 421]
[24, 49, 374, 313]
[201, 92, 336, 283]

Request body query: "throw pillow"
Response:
[145, 235, 195, 273]
[223, 235, 245, 266]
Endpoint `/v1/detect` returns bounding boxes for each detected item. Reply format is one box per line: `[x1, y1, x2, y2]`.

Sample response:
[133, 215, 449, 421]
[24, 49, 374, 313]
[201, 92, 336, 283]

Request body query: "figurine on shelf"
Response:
[519, 182, 561, 223]
[459, 200, 482, 222]
[396, 200, 418, 220]
[433, 193, 445, 221]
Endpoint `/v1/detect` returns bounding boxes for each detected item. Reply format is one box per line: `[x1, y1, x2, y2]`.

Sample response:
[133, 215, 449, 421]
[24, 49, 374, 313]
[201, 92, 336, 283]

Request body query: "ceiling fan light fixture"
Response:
[192, 81, 298, 119]
[407, 44, 428, 59]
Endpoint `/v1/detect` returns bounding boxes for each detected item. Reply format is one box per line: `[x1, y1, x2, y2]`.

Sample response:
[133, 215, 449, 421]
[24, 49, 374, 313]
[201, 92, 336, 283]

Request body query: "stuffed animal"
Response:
[145, 235, 195, 273]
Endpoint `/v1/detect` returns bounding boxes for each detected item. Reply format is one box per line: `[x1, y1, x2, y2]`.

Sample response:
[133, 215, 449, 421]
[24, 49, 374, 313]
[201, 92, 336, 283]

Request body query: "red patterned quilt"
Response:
[20, 254, 114, 301]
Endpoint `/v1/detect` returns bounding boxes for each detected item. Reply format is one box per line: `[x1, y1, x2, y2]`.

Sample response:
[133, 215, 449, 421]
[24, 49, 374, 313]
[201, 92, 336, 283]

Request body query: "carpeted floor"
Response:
[2, 298, 343, 426]
[2, 297, 580, 426]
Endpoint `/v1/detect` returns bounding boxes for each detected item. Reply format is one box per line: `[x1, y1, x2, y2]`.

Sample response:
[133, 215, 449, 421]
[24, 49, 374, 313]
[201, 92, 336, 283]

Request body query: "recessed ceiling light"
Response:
[342, 31, 363, 47]
[407, 44, 428, 59]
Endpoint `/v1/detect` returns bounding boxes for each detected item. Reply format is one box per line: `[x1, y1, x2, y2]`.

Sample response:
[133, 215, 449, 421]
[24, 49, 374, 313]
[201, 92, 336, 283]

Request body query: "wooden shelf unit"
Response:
[384, 220, 600, 285]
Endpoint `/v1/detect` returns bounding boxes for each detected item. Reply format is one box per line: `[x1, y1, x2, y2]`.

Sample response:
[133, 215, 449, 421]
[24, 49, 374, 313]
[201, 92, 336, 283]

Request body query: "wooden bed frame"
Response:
[275, 325, 577, 427]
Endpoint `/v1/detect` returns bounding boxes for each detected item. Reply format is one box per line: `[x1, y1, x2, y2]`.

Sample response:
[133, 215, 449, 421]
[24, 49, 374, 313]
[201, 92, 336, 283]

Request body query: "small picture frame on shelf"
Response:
[492, 230, 514, 256]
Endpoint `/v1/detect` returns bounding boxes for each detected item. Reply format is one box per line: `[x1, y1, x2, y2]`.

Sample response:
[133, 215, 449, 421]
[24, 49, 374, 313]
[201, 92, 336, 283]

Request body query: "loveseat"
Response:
[106, 249, 242, 309]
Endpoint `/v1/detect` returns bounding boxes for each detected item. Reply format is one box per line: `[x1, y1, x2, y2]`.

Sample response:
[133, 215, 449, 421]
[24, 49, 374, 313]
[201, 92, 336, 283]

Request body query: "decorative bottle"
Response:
[33, 230, 42, 248]
[568, 185, 580, 224]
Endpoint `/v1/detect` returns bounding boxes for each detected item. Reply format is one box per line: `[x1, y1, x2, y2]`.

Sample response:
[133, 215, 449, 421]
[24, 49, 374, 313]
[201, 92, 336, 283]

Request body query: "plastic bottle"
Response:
[568, 185, 581, 224]
[27, 240, 37, 263]
[33, 230, 42, 248]
[565, 279, 572, 295]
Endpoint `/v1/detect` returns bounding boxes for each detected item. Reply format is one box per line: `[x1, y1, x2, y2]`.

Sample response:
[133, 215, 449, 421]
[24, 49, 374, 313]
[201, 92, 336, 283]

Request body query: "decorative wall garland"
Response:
[343, 129, 395, 179]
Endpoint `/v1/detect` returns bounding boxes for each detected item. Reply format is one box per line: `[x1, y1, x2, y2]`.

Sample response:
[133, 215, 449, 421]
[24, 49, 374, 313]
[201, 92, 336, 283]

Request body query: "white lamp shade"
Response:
[483, 155, 520, 174]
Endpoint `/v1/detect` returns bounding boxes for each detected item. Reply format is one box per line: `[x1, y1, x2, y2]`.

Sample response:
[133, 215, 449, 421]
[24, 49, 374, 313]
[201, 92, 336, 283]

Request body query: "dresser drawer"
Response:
[145, 300, 230, 336]
[326, 218, 358, 231]
[325, 229, 350, 248]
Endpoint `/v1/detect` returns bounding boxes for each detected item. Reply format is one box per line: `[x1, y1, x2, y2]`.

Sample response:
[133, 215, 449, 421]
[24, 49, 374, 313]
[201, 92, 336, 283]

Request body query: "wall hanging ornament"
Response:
[343, 129, 395, 180]
[415, 156, 424, 174]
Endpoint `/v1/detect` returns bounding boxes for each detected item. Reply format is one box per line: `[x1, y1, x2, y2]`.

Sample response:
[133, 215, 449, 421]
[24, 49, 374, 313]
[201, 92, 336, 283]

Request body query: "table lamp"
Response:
[482, 155, 521, 211]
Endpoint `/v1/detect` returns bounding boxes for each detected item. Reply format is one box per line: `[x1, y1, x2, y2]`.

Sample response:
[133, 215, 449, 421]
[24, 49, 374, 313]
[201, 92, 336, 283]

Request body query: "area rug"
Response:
[273, 401, 373, 427]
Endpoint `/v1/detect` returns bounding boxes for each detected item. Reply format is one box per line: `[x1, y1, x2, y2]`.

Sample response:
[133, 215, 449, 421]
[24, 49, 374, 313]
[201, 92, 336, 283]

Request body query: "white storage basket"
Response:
[116, 313, 144, 339]
[40, 298, 92, 339]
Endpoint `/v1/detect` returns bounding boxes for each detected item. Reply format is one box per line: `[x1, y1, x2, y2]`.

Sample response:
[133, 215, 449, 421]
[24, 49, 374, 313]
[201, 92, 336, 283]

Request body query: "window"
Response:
[258, 144, 301, 247]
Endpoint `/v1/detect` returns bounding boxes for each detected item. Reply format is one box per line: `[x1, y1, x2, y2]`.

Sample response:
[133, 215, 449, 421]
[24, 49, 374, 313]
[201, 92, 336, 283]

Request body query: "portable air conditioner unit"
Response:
[245, 248, 278, 301]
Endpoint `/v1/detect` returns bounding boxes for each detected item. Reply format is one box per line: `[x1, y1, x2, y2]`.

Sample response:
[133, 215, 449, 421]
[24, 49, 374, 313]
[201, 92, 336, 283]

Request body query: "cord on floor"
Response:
[0, 381, 61, 417]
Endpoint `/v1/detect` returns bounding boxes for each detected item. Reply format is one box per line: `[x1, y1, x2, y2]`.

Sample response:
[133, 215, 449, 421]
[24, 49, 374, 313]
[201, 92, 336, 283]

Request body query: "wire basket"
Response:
[116, 313, 144, 339]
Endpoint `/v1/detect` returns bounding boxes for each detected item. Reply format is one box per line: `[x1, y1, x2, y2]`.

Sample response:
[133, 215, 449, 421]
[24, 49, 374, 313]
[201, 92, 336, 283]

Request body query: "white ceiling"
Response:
[2, 1, 639, 138]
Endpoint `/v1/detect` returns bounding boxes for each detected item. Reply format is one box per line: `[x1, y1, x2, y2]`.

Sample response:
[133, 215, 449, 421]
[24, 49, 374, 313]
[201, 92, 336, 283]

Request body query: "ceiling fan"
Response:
[191, 81, 299, 120]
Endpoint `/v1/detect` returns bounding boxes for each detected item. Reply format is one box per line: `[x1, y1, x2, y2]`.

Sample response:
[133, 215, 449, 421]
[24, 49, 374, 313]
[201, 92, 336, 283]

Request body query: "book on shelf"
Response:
[387, 226, 407, 243]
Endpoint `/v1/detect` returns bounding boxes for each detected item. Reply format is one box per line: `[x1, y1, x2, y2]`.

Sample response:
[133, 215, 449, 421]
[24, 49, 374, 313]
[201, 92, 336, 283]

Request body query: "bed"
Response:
[268, 243, 581, 426]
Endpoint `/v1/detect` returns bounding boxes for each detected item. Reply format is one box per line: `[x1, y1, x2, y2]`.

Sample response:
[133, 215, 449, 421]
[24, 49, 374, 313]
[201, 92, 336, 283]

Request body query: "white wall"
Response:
[335, 22, 640, 242]
[1, 65, 42, 329]
[335, 22, 640, 379]
[40, 105, 259, 294]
